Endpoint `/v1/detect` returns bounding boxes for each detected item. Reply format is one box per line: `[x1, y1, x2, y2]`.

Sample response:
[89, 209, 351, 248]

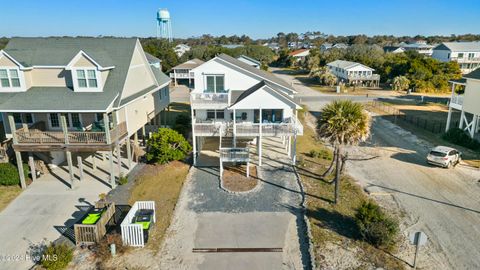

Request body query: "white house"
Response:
[289, 49, 310, 61]
[432, 42, 480, 74]
[326, 60, 380, 87]
[189, 53, 303, 169]
[169, 58, 204, 86]
[446, 69, 480, 139]
[399, 41, 434, 56]
[237, 55, 261, 69]
[174, 44, 190, 57]
[383, 46, 406, 54]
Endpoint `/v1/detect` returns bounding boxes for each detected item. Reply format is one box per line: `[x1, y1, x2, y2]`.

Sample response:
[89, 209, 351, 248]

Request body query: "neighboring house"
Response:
[189, 53, 303, 169]
[145, 52, 162, 69]
[237, 55, 261, 69]
[169, 58, 204, 86]
[446, 69, 480, 139]
[264, 42, 280, 51]
[327, 60, 380, 87]
[289, 49, 310, 61]
[174, 44, 190, 57]
[320, 43, 332, 51]
[221, 44, 244, 49]
[399, 41, 434, 56]
[0, 37, 171, 189]
[432, 41, 480, 74]
[332, 43, 349, 50]
[383, 46, 406, 54]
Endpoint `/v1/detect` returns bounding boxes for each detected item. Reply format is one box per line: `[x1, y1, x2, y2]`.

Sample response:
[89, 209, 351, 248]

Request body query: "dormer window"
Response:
[0, 68, 21, 88]
[72, 68, 101, 92]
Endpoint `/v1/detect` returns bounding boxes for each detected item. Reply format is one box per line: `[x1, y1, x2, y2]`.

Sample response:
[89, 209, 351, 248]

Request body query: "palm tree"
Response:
[392, 76, 410, 91]
[309, 67, 337, 87]
[317, 100, 371, 204]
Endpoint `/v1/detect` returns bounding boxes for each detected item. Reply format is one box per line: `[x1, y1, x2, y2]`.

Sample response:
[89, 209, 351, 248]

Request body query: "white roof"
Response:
[431, 146, 456, 153]
[327, 60, 374, 71]
[435, 41, 480, 52]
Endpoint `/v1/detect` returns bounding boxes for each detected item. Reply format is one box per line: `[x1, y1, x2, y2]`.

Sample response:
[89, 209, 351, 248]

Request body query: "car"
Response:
[427, 146, 461, 168]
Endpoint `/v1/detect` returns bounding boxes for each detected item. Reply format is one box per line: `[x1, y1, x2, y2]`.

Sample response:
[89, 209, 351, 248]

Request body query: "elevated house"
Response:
[432, 42, 480, 74]
[189, 53, 303, 170]
[327, 60, 380, 87]
[446, 69, 480, 139]
[399, 41, 434, 56]
[0, 37, 171, 189]
[169, 58, 204, 87]
[289, 49, 310, 61]
[237, 55, 261, 69]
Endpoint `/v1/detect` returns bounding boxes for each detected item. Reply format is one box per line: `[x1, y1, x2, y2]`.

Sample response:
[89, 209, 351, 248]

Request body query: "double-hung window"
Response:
[205, 75, 225, 93]
[0, 68, 21, 89]
[75, 69, 99, 90]
[49, 113, 82, 129]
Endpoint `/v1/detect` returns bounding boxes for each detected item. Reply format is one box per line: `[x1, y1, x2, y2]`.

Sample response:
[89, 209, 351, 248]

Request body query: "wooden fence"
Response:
[74, 201, 116, 246]
[367, 101, 455, 134]
[121, 201, 156, 247]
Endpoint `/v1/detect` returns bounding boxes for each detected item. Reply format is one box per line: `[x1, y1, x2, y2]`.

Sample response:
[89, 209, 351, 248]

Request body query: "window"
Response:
[0, 68, 21, 88]
[458, 53, 464, 58]
[216, 110, 225, 119]
[468, 53, 475, 59]
[71, 113, 81, 128]
[50, 113, 60, 128]
[13, 113, 22, 124]
[205, 75, 225, 93]
[75, 69, 99, 90]
[206, 110, 224, 120]
[206, 110, 215, 119]
[12, 113, 34, 125]
[49, 113, 82, 129]
[96, 113, 104, 122]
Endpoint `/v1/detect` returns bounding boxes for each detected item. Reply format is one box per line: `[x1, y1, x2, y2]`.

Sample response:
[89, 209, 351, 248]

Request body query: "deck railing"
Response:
[347, 74, 380, 80]
[193, 121, 226, 136]
[190, 92, 230, 108]
[15, 121, 127, 145]
[220, 147, 250, 162]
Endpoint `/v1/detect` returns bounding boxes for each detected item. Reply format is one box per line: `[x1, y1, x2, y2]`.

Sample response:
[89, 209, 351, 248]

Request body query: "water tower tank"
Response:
[157, 9, 170, 21]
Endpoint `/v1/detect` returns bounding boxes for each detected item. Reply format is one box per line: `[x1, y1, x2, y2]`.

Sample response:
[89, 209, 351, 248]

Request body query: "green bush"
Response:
[308, 149, 332, 160]
[442, 128, 480, 151]
[146, 128, 192, 164]
[118, 173, 128, 185]
[0, 162, 28, 186]
[40, 242, 73, 270]
[355, 201, 399, 248]
[173, 114, 191, 138]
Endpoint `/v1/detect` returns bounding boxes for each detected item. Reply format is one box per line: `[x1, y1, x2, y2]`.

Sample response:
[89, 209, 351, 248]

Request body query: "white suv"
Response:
[427, 146, 461, 168]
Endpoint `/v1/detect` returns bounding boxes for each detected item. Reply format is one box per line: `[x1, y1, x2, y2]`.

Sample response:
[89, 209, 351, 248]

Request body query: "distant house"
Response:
[332, 43, 349, 50]
[383, 46, 406, 54]
[321, 43, 349, 51]
[327, 60, 380, 87]
[264, 42, 280, 51]
[174, 44, 190, 57]
[320, 43, 332, 51]
[169, 58, 204, 86]
[221, 44, 244, 49]
[446, 70, 480, 139]
[432, 41, 480, 74]
[237, 55, 261, 69]
[289, 49, 310, 61]
[399, 41, 434, 56]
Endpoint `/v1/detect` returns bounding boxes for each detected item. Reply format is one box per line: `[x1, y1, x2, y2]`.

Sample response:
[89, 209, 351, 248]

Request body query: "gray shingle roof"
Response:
[237, 55, 261, 65]
[216, 53, 295, 93]
[434, 41, 480, 52]
[172, 58, 204, 70]
[464, 69, 480, 80]
[327, 60, 374, 71]
[230, 80, 299, 108]
[0, 37, 169, 112]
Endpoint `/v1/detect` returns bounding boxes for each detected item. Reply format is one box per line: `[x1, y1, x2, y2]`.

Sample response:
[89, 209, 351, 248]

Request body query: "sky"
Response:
[1, 0, 479, 39]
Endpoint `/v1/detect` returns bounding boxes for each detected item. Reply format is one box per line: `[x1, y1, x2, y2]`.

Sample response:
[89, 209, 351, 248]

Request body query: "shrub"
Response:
[173, 114, 191, 138]
[0, 162, 28, 186]
[40, 242, 73, 270]
[118, 174, 128, 185]
[355, 201, 399, 248]
[93, 233, 128, 262]
[308, 149, 332, 160]
[442, 128, 480, 151]
[145, 128, 192, 164]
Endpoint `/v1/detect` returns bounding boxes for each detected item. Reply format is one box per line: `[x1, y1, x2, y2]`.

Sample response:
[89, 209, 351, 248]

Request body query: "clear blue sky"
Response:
[1, 0, 479, 39]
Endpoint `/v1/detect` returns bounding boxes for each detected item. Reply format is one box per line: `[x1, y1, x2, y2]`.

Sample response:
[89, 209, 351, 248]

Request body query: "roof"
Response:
[172, 58, 204, 70]
[0, 37, 168, 112]
[229, 80, 300, 109]
[434, 41, 480, 52]
[431, 146, 456, 153]
[327, 60, 374, 71]
[449, 78, 467, 85]
[383, 46, 405, 52]
[289, 49, 309, 56]
[237, 55, 261, 66]
[215, 53, 295, 93]
[464, 68, 480, 80]
[145, 52, 161, 64]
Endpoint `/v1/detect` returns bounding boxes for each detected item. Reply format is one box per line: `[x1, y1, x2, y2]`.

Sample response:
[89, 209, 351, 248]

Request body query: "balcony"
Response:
[190, 92, 230, 109]
[450, 57, 480, 63]
[170, 72, 194, 79]
[449, 95, 464, 110]
[13, 122, 128, 151]
[347, 74, 380, 81]
[193, 120, 226, 136]
[220, 147, 250, 162]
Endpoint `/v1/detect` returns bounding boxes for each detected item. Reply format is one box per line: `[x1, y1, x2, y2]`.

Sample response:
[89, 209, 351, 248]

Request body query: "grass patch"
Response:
[128, 160, 190, 252]
[0, 185, 22, 212]
[297, 110, 405, 269]
[160, 102, 191, 127]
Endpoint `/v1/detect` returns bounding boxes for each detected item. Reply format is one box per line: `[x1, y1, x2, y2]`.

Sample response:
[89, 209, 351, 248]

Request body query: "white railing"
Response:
[121, 201, 156, 248]
[220, 147, 250, 162]
[451, 57, 480, 62]
[348, 74, 380, 80]
[170, 72, 193, 78]
[193, 120, 226, 136]
[190, 92, 230, 108]
[450, 95, 464, 106]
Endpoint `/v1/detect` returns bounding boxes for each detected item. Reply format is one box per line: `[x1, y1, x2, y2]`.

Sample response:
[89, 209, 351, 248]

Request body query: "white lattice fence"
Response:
[121, 201, 156, 247]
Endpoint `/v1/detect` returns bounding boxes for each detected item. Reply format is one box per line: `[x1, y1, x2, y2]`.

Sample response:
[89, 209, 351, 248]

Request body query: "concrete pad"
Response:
[199, 252, 283, 270]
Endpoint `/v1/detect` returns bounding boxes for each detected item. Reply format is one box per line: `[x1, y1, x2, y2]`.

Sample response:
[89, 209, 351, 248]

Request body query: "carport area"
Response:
[0, 152, 134, 270]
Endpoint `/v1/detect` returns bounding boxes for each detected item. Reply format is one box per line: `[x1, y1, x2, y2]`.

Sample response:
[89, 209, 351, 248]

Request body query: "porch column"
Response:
[28, 153, 36, 182]
[191, 108, 197, 166]
[7, 113, 18, 144]
[108, 150, 116, 189]
[92, 153, 97, 171]
[126, 137, 132, 170]
[446, 106, 453, 132]
[233, 109, 237, 148]
[292, 133, 297, 164]
[142, 126, 146, 146]
[103, 113, 111, 144]
[15, 151, 26, 189]
[174, 69, 177, 86]
[116, 143, 122, 177]
[77, 156, 84, 181]
[65, 151, 75, 188]
[60, 114, 69, 144]
[258, 108, 263, 166]
[246, 161, 250, 178]
[470, 115, 478, 138]
[459, 110, 465, 129]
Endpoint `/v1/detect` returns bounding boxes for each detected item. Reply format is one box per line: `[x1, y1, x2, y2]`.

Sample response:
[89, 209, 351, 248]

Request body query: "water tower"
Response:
[157, 8, 173, 42]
